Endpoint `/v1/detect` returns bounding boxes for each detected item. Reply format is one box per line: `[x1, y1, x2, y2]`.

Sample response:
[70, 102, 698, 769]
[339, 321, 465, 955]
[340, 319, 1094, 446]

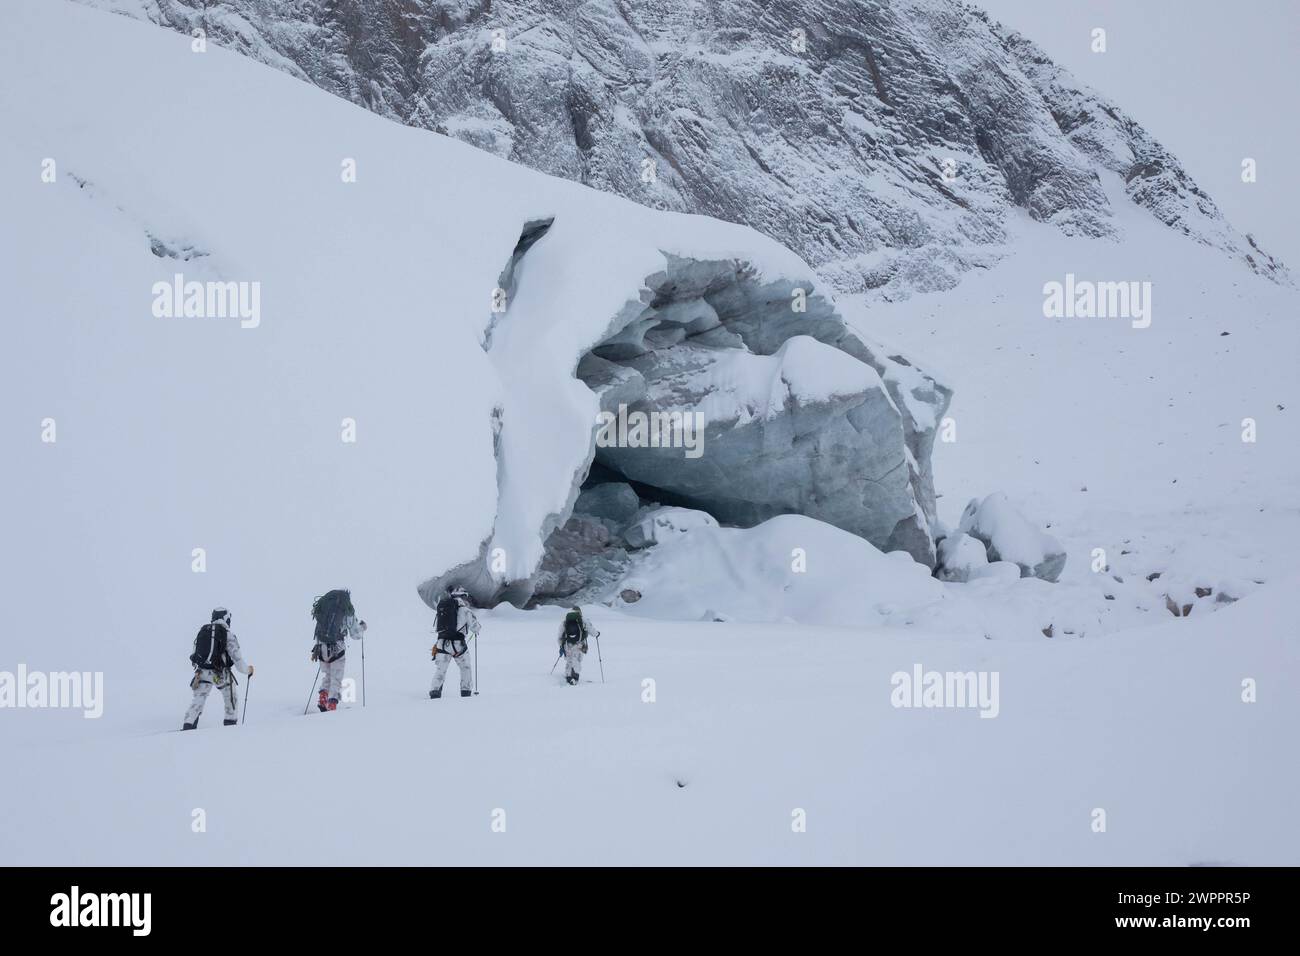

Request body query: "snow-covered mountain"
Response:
[1, 0, 952, 626]
[83, 0, 1289, 298]
[8, 0, 1295, 644]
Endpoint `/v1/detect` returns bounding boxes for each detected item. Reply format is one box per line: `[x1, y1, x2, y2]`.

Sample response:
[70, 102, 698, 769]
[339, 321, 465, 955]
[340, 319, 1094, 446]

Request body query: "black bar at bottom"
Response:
[0, 866, 1283, 941]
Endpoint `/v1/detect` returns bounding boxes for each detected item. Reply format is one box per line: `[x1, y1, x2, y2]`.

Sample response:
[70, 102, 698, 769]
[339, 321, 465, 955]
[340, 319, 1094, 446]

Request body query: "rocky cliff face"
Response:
[89, 0, 1287, 297]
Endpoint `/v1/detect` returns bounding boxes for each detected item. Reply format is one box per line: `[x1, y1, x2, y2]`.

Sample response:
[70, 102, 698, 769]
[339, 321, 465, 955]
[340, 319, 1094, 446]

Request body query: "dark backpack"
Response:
[435, 596, 460, 640]
[190, 622, 230, 669]
[562, 612, 584, 643]
[312, 589, 354, 645]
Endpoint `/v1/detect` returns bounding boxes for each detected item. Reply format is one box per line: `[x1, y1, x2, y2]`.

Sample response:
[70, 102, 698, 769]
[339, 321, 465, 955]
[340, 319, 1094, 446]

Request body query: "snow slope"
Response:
[840, 174, 1300, 640]
[4, 583, 1296, 866]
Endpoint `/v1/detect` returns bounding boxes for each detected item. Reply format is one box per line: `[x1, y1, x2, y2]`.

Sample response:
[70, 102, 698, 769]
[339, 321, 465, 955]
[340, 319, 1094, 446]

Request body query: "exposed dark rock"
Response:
[573, 482, 641, 530]
[934, 531, 988, 583]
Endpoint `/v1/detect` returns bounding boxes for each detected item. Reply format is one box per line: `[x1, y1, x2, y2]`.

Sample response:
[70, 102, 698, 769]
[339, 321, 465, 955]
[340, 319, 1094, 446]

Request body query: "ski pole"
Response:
[303, 665, 321, 715]
[550, 648, 563, 675]
[241, 673, 252, 724]
[473, 634, 479, 695]
[361, 638, 367, 708]
[595, 631, 605, 683]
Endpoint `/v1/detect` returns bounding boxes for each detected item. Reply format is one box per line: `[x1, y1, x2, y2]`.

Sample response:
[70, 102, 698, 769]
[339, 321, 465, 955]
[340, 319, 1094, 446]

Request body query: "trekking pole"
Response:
[241, 674, 252, 724]
[303, 665, 321, 715]
[595, 631, 605, 683]
[550, 648, 563, 675]
[361, 638, 367, 708]
[473, 635, 479, 695]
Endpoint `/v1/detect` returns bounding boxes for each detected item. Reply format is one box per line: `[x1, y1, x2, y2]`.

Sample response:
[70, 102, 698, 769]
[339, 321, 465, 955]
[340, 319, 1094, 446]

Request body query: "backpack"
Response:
[435, 596, 461, 640]
[562, 611, 584, 643]
[312, 589, 354, 645]
[190, 622, 230, 669]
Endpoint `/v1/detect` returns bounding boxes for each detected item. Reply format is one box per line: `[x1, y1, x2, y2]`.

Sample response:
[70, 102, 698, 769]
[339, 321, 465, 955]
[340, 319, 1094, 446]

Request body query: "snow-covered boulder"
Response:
[935, 532, 989, 583]
[623, 507, 719, 550]
[968, 561, 1025, 585]
[958, 494, 1067, 583]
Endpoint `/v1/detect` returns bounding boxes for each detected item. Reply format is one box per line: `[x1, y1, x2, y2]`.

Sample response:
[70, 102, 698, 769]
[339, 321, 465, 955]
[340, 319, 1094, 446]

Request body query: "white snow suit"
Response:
[562, 639, 585, 682]
[558, 615, 595, 684]
[184, 625, 250, 726]
[431, 600, 479, 696]
[315, 614, 364, 705]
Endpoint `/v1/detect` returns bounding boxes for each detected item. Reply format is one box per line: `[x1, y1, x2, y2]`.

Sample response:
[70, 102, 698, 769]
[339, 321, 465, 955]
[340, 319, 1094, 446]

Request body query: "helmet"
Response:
[211, 607, 232, 627]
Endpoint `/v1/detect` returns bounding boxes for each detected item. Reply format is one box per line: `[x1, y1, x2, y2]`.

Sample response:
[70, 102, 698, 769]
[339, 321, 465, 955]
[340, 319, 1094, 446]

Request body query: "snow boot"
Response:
[223, 719, 237, 726]
[327, 698, 338, 712]
[318, 689, 329, 713]
[181, 722, 197, 731]
[429, 688, 441, 700]
[566, 673, 578, 685]
[461, 688, 472, 698]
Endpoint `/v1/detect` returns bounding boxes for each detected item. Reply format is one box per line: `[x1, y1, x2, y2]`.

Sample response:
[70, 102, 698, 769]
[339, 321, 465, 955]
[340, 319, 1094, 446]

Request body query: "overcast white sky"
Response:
[971, 0, 1299, 271]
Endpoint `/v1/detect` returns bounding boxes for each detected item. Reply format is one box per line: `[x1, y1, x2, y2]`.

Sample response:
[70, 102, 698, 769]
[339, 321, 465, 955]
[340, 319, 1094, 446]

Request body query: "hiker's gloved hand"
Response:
[359, 620, 367, 632]
[247, 665, 255, 677]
